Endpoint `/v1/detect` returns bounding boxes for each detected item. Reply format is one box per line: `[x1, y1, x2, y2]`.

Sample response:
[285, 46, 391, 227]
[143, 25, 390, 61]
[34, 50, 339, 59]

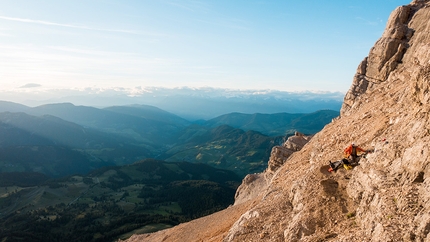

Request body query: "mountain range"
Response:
[0, 100, 338, 177]
[3, 88, 343, 120]
[205, 110, 339, 136]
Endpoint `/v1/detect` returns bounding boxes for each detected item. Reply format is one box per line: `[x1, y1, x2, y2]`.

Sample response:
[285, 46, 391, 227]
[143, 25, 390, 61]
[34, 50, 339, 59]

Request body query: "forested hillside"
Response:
[0, 159, 241, 241]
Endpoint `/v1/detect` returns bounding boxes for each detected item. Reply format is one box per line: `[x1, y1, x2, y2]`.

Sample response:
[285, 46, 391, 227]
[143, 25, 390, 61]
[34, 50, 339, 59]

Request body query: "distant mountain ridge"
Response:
[0, 100, 30, 113]
[7, 88, 343, 120]
[0, 112, 151, 176]
[135, 92, 342, 120]
[104, 104, 190, 126]
[29, 103, 188, 145]
[204, 110, 339, 136]
[0, 112, 132, 149]
[160, 125, 283, 176]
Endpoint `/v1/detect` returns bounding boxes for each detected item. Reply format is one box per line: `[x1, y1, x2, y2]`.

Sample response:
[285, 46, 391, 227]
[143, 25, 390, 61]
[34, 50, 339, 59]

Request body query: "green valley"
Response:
[0, 159, 241, 241]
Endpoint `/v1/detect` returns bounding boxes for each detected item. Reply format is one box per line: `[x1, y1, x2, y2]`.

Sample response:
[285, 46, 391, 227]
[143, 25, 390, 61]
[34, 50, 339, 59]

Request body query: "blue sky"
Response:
[0, 0, 409, 97]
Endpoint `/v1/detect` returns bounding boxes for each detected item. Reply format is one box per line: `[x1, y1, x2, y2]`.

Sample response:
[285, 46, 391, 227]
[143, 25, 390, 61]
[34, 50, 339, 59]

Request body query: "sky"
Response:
[0, 0, 410, 100]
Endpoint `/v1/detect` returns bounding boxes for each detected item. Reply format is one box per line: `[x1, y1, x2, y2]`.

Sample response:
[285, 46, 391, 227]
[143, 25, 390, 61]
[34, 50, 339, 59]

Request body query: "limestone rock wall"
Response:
[342, 3, 415, 115]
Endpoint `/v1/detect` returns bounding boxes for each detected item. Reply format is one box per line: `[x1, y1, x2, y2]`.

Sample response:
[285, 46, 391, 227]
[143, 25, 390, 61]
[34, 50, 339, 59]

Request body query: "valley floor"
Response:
[124, 198, 257, 242]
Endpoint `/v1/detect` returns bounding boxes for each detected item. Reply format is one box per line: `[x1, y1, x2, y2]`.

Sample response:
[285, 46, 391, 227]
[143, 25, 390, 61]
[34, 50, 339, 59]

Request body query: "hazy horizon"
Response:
[0, 86, 344, 107]
[0, 87, 343, 120]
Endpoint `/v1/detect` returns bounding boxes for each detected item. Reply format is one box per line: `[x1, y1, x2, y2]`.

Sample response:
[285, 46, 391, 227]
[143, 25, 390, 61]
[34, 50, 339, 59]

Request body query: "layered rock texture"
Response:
[126, 1, 430, 241]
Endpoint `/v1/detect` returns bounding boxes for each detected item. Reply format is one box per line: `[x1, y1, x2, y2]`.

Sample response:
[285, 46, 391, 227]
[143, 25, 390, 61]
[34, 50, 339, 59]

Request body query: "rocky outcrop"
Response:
[234, 132, 312, 205]
[126, 1, 430, 241]
[267, 132, 312, 174]
[232, 173, 268, 206]
[342, 3, 414, 115]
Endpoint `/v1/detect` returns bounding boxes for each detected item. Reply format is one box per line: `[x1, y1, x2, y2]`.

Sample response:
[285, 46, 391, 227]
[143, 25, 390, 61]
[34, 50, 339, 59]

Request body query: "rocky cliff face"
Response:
[125, 1, 430, 241]
[234, 132, 312, 206]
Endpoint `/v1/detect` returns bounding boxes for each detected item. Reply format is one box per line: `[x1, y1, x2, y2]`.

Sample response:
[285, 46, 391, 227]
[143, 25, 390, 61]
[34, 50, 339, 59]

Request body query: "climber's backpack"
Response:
[342, 158, 350, 165]
[328, 160, 343, 172]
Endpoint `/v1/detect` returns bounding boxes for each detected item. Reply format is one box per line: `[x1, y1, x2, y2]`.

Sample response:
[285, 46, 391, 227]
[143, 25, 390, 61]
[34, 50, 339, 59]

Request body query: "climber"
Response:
[328, 158, 351, 172]
[344, 142, 366, 164]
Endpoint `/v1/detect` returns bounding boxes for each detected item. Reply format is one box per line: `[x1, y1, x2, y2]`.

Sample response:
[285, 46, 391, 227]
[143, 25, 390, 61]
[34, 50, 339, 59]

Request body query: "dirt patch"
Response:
[413, 171, 425, 183]
[320, 179, 339, 196]
[319, 165, 332, 176]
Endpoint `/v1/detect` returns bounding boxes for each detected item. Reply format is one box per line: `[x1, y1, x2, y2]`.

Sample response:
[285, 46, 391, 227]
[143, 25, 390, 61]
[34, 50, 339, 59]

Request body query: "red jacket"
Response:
[344, 144, 365, 157]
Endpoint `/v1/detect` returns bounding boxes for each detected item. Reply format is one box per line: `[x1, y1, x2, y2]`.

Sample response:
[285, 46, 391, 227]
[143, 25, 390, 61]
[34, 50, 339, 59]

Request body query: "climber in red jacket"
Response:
[344, 142, 366, 164]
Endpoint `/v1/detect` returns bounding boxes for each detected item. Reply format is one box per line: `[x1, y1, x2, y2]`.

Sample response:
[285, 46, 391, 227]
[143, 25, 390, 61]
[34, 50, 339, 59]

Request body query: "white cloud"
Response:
[0, 15, 161, 36]
[20, 83, 42, 88]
